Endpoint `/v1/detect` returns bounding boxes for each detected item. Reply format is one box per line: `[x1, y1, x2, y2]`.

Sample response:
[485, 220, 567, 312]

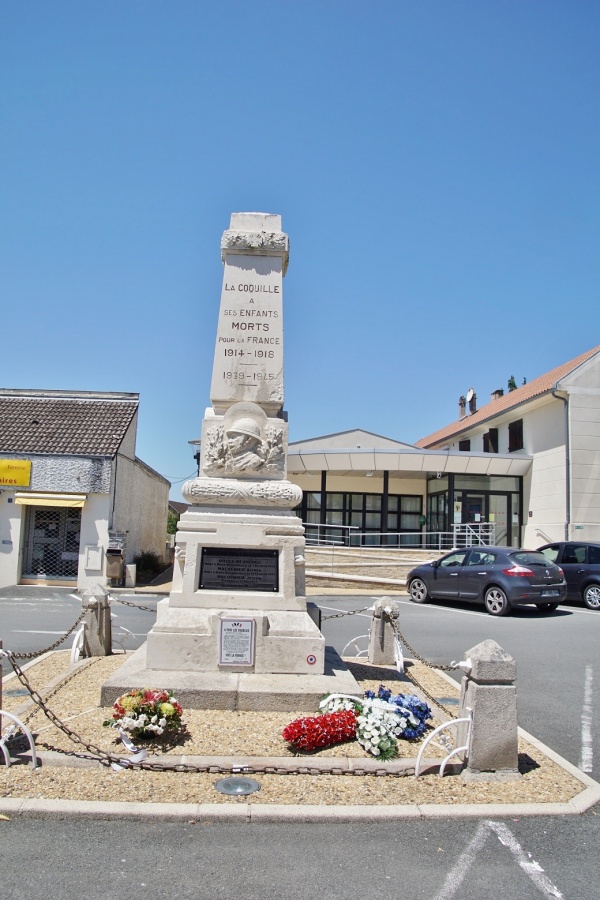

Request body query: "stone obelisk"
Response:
[99, 213, 361, 710]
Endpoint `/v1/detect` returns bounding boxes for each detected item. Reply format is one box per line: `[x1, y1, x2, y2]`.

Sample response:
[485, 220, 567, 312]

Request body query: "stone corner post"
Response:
[459, 638, 519, 777]
[368, 599, 400, 667]
[80, 584, 112, 657]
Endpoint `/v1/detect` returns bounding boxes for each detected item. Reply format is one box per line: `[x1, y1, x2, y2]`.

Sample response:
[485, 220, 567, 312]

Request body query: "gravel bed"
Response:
[0, 651, 585, 807]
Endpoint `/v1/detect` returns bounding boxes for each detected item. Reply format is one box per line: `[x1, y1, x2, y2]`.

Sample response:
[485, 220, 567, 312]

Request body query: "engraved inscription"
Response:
[200, 548, 279, 592]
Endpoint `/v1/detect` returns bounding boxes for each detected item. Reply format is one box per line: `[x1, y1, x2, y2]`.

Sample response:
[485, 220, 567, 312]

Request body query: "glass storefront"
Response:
[427, 473, 522, 546]
[300, 491, 423, 546]
[298, 472, 522, 548]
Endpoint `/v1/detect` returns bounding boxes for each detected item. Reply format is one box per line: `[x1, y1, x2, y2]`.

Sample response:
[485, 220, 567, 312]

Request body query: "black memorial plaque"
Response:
[199, 548, 279, 592]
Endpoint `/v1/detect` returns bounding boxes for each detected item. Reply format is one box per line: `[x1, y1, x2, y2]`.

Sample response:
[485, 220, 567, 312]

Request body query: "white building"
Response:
[416, 344, 600, 547]
[286, 345, 600, 548]
[0, 389, 170, 589]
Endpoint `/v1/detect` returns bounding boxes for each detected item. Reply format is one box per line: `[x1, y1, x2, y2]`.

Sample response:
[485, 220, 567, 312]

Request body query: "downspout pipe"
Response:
[552, 389, 570, 541]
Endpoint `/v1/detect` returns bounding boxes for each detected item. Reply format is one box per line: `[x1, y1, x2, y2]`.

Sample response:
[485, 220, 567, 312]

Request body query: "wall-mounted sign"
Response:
[199, 547, 278, 592]
[219, 618, 255, 666]
[0, 459, 31, 487]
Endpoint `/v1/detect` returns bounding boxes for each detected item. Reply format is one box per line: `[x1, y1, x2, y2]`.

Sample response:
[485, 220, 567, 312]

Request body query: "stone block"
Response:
[100, 643, 361, 712]
[462, 683, 519, 773]
[368, 600, 399, 666]
[465, 639, 516, 683]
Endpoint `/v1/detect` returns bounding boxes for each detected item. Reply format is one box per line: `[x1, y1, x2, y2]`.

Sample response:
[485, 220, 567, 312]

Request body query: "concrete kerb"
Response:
[2, 784, 600, 822]
[2, 652, 600, 821]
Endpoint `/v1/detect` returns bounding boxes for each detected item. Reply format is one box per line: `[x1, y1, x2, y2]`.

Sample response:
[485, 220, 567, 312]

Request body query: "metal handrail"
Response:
[452, 523, 497, 546]
[303, 523, 504, 550]
[304, 527, 457, 551]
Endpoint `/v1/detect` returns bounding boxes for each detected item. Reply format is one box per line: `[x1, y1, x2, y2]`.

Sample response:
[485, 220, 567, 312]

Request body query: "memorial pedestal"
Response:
[100, 644, 361, 712]
[102, 503, 361, 709]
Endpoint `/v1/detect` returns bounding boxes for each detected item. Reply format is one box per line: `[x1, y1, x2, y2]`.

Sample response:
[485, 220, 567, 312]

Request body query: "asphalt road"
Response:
[0, 585, 158, 675]
[0, 815, 598, 899]
[1, 586, 599, 898]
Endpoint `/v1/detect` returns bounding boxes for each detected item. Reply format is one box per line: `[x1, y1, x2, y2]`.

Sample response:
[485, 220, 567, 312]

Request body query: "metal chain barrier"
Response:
[2, 601, 458, 773]
[10, 608, 88, 661]
[109, 596, 157, 615]
[402, 667, 457, 720]
[1, 651, 404, 777]
[321, 605, 372, 621]
[16, 658, 104, 729]
[386, 614, 459, 718]
[389, 616, 455, 672]
[318, 604, 459, 716]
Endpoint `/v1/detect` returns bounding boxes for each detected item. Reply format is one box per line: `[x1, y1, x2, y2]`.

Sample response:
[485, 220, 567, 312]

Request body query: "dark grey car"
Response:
[407, 546, 567, 616]
[537, 541, 600, 610]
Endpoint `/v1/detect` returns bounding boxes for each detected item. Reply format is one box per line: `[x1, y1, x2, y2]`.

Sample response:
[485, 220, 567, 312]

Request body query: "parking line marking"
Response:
[434, 820, 564, 900]
[579, 664, 593, 773]
[9, 629, 68, 635]
[316, 598, 598, 618]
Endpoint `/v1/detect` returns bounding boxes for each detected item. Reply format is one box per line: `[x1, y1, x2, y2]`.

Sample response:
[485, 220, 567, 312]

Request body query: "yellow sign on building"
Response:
[0, 459, 32, 487]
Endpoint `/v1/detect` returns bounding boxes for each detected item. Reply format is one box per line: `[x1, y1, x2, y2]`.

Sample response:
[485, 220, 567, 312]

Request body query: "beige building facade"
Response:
[0, 389, 170, 589]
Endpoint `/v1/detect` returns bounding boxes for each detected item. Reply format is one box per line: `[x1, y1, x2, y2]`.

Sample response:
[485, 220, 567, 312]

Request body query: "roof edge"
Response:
[135, 456, 171, 486]
[0, 389, 139, 402]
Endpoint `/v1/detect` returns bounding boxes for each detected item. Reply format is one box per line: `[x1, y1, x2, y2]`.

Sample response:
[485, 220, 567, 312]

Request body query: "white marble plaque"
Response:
[219, 617, 255, 666]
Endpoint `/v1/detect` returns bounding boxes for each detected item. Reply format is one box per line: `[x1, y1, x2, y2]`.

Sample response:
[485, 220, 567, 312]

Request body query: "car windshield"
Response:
[509, 551, 553, 567]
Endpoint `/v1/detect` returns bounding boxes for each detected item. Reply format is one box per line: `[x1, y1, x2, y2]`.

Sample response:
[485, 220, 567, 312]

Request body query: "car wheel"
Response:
[409, 578, 429, 604]
[484, 587, 511, 617]
[536, 602, 560, 612]
[583, 584, 600, 610]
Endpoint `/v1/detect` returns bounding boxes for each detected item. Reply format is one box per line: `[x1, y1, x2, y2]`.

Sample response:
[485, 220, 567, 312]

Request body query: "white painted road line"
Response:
[318, 601, 489, 619]
[579, 664, 594, 773]
[9, 630, 71, 635]
[434, 819, 564, 900]
[318, 598, 600, 619]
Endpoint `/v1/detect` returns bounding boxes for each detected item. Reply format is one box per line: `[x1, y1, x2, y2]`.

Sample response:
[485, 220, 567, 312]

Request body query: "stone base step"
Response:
[101, 643, 361, 712]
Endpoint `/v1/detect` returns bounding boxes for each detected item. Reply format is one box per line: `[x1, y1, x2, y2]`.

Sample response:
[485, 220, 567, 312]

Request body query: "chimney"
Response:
[491, 389, 504, 401]
[468, 391, 477, 415]
[458, 395, 466, 418]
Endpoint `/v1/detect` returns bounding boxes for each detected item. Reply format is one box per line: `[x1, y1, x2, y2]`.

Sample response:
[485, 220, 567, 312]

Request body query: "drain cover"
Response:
[215, 776, 261, 796]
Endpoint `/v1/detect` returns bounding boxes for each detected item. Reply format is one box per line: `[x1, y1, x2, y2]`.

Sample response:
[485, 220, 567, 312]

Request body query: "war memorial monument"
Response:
[102, 213, 360, 710]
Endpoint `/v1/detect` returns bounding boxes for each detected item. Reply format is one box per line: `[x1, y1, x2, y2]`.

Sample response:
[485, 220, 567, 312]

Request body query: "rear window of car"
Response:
[589, 546, 600, 565]
[509, 551, 552, 566]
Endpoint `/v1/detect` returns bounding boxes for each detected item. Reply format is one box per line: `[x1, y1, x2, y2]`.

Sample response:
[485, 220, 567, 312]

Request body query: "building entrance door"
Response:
[463, 494, 485, 524]
[22, 506, 81, 584]
[458, 493, 511, 546]
[488, 494, 509, 545]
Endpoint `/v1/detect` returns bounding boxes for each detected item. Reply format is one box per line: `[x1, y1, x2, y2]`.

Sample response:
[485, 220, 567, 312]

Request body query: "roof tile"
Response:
[417, 345, 600, 448]
[0, 394, 138, 456]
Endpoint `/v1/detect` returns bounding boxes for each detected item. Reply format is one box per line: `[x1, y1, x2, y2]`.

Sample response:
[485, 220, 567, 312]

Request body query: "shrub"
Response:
[133, 550, 164, 582]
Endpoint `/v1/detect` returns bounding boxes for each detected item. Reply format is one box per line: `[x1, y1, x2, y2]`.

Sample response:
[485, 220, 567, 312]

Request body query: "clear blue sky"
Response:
[3, 2, 599, 500]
